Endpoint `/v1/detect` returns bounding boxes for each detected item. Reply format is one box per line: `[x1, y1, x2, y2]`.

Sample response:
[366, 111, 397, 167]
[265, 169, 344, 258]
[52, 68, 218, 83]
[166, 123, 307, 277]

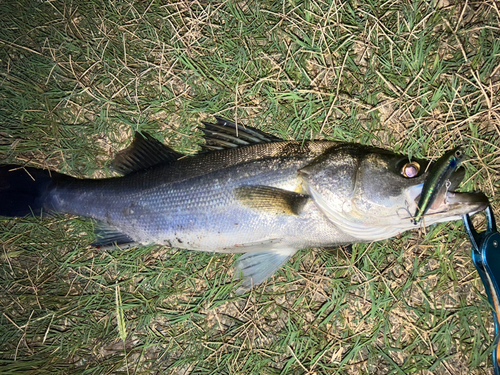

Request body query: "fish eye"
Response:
[455, 150, 462, 158]
[401, 161, 420, 178]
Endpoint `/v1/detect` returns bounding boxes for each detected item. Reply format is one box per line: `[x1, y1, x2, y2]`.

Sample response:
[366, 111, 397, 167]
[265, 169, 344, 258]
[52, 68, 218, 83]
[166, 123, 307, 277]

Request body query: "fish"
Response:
[413, 147, 464, 224]
[0, 117, 489, 291]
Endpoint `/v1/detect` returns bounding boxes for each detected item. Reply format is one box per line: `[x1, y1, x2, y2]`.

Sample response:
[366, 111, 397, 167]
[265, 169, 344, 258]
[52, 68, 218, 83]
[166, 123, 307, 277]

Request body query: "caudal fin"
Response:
[0, 165, 62, 217]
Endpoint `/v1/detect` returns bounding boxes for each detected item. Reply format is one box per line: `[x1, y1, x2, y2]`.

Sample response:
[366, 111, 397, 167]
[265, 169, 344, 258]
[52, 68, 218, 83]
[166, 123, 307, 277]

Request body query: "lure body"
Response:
[413, 147, 464, 224]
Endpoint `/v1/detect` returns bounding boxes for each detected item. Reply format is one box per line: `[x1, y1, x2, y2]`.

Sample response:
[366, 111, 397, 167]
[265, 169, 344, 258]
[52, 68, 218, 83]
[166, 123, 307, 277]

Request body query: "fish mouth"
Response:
[411, 166, 489, 223]
[423, 190, 489, 222]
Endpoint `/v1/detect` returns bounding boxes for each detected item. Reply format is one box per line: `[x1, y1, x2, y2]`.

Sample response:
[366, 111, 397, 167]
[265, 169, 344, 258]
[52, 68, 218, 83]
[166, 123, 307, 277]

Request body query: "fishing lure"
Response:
[413, 147, 464, 224]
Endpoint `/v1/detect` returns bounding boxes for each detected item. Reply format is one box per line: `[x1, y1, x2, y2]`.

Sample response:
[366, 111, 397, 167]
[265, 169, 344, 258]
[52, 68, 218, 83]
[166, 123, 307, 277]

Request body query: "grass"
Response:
[0, 0, 499, 373]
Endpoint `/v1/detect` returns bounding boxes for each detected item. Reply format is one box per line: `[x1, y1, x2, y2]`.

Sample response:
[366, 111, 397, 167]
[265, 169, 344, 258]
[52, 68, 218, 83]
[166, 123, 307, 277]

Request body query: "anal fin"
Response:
[234, 248, 297, 293]
[92, 220, 137, 249]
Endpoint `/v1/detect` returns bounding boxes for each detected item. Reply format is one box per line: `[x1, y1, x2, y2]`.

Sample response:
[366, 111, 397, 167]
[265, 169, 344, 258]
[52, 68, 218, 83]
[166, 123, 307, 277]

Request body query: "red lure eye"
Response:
[402, 162, 420, 178]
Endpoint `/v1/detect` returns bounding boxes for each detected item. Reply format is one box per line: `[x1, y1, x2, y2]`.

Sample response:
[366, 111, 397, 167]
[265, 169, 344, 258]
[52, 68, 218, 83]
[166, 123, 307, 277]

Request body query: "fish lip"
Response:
[427, 165, 487, 214]
[426, 191, 489, 217]
[443, 191, 489, 206]
[448, 167, 465, 190]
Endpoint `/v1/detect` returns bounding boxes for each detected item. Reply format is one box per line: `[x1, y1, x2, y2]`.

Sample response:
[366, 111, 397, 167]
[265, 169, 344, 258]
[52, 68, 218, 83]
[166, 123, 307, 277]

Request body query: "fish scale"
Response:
[46, 154, 353, 259]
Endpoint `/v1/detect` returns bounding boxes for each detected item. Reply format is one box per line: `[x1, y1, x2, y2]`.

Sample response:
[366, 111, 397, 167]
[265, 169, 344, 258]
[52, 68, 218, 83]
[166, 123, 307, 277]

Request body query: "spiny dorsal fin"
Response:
[234, 185, 309, 215]
[201, 117, 283, 151]
[111, 132, 183, 175]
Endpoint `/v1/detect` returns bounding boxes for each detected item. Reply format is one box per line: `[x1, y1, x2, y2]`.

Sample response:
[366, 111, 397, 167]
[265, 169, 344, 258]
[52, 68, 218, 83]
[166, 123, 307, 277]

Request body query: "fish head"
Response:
[299, 144, 488, 241]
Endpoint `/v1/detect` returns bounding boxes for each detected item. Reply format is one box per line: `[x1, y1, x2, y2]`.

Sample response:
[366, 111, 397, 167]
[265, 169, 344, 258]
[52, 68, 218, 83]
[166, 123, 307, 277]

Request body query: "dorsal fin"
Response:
[201, 117, 283, 151]
[111, 132, 183, 175]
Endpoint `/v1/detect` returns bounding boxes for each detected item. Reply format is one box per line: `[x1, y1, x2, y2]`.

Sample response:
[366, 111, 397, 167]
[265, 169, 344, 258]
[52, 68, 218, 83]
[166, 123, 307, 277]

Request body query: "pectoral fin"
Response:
[234, 248, 297, 293]
[234, 186, 309, 215]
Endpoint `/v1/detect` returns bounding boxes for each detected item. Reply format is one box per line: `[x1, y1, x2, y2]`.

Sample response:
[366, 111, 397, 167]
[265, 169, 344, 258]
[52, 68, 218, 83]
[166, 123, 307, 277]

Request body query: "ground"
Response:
[0, 0, 499, 374]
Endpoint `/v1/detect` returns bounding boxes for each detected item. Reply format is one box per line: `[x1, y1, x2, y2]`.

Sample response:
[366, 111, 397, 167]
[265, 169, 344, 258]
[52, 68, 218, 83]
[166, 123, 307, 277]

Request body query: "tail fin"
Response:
[0, 165, 62, 217]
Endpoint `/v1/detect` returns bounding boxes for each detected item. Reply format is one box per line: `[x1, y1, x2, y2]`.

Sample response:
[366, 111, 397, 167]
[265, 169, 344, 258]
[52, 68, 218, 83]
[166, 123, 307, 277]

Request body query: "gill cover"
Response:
[299, 145, 429, 240]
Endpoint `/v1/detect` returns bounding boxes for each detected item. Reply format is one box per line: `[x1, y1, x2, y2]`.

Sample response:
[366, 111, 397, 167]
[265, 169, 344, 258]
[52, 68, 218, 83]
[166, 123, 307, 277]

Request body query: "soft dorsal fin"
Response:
[201, 117, 283, 151]
[111, 132, 183, 175]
